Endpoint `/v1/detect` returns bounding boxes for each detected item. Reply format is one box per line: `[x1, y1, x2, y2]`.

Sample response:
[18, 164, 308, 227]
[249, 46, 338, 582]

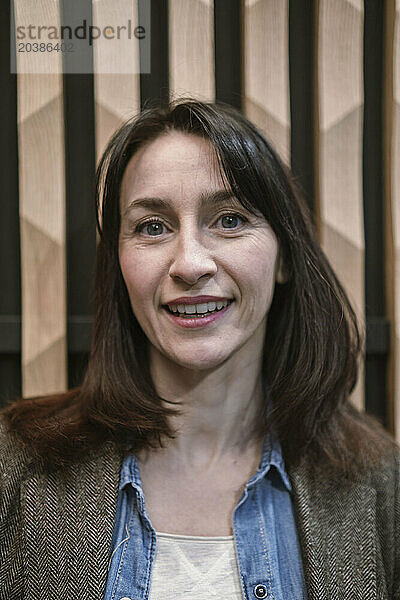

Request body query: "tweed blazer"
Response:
[0, 420, 399, 600]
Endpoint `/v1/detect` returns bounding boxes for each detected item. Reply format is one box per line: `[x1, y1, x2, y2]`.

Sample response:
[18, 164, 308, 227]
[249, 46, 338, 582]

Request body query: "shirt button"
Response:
[254, 583, 268, 598]
[119, 597, 131, 600]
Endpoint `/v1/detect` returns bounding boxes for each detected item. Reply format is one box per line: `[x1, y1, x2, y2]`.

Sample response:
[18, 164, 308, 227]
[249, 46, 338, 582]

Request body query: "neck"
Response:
[147, 342, 267, 469]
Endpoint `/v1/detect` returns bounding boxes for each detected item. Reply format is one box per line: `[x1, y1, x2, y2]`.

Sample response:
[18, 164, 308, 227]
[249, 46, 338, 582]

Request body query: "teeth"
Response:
[167, 299, 230, 315]
[196, 303, 208, 313]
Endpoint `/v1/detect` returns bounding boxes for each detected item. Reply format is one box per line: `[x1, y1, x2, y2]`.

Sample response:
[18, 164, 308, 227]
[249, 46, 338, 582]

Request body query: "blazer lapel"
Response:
[288, 459, 385, 600]
[21, 441, 123, 600]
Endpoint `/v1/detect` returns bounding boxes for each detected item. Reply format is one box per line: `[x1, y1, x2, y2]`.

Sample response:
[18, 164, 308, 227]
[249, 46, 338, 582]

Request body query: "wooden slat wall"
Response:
[393, 0, 400, 440]
[14, 0, 67, 397]
[243, 0, 290, 163]
[169, 0, 215, 102]
[92, 0, 141, 160]
[318, 0, 365, 411]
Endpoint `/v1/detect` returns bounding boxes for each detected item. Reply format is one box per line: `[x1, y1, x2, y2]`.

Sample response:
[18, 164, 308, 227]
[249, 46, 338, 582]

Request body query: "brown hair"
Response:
[2, 100, 396, 476]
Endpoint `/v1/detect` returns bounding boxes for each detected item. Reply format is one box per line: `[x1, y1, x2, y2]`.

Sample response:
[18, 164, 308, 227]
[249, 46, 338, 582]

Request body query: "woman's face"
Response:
[119, 131, 282, 371]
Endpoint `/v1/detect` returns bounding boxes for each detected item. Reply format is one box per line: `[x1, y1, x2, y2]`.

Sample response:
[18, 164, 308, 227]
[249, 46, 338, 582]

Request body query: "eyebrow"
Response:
[122, 190, 242, 217]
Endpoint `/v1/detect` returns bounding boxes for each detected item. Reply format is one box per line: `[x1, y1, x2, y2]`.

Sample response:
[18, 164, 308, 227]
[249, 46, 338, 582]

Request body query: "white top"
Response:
[148, 531, 243, 599]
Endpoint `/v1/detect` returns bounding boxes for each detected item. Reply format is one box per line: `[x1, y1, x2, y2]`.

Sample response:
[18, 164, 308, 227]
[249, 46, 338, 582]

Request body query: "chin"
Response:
[165, 347, 233, 372]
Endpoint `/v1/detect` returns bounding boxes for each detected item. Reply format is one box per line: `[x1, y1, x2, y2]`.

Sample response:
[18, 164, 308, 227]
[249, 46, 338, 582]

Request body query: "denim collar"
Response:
[247, 427, 292, 492]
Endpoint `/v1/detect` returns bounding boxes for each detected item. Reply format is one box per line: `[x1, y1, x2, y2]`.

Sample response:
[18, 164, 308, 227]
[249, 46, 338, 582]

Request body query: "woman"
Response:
[1, 100, 399, 600]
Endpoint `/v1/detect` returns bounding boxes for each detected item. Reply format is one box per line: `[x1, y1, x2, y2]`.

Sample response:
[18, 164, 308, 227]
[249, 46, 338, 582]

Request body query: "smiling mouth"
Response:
[163, 299, 233, 318]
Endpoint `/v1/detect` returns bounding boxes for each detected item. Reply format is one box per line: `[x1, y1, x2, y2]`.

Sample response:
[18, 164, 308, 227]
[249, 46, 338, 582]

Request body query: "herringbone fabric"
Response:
[1, 418, 399, 599]
[290, 452, 400, 599]
[0, 421, 122, 600]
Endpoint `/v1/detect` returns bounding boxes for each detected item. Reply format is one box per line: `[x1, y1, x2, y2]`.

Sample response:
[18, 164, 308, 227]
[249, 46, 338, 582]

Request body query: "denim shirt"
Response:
[103, 431, 308, 600]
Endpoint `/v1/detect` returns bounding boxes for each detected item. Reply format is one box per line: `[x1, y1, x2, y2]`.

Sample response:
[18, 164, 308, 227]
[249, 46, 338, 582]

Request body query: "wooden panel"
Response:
[169, 0, 215, 102]
[14, 0, 67, 396]
[318, 0, 364, 411]
[393, 0, 400, 439]
[243, 0, 290, 163]
[93, 0, 141, 159]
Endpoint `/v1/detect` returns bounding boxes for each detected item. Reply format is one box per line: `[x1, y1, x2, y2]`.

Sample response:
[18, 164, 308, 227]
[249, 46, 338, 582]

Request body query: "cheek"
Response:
[119, 249, 155, 308]
[228, 239, 278, 321]
[230, 238, 278, 288]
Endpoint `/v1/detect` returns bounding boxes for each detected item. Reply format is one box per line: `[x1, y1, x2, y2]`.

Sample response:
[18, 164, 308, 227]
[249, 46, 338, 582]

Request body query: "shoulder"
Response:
[368, 444, 400, 596]
[342, 438, 399, 498]
[0, 414, 123, 597]
[370, 443, 400, 518]
[0, 415, 37, 485]
[361, 440, 400, 506]
[289, 433, 400, 517]
[289, 442, 400, 596]
[0, 415, 41, 533]
[0, 415, 39, 596]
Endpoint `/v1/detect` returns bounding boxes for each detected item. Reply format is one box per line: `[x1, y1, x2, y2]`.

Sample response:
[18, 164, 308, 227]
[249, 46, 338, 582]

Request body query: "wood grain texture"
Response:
[243, 0, 290, 163]
[169, 0, 215, 102]
[14, 0, 67, 396]
[318, 0, 364, 411]
[392, 0, 400, 439]
[93, 0, 141, 160]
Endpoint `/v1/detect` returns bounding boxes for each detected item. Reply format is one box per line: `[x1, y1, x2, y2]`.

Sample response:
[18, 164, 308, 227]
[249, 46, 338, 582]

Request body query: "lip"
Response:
[163, 295, 231, 306]
[162, 300, 233, 328]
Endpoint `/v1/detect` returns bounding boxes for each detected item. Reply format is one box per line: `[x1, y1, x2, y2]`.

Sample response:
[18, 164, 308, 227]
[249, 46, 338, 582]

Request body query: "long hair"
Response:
[2, 99, 395, 475]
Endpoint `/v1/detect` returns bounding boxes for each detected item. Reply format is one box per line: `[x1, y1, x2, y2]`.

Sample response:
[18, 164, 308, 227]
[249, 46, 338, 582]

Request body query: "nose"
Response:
[168, 231, 217, 285]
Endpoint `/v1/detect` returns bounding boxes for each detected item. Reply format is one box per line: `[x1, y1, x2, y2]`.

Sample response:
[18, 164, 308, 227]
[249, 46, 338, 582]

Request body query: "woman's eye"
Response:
[135, 214, 246, 236]
[136, 220, 166, 236]
[218, 214, 245, 229]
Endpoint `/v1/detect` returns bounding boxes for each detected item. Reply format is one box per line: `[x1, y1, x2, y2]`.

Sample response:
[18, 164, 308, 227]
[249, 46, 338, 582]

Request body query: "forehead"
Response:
[120, 131, 225, 205]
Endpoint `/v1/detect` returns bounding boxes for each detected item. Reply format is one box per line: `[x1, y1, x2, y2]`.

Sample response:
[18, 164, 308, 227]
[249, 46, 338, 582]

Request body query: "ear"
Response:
[275, 249, 289, 284]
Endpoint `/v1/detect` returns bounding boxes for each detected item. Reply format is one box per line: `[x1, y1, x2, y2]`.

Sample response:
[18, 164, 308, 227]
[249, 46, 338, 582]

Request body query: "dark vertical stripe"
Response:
[382, 0, 396, 434]
[214, 0, 242, 110]
[0, 0, 21, 406]
[61, 0, 96, 388]
[363, 0, 389, 425]
[288, 0, 316, 218]
[139, 0, 169, 108]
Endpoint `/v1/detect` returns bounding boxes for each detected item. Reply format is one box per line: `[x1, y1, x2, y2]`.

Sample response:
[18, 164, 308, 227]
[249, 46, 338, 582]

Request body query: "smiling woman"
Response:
[1, 100, 399, 600]
[118, 131, 283, 372]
